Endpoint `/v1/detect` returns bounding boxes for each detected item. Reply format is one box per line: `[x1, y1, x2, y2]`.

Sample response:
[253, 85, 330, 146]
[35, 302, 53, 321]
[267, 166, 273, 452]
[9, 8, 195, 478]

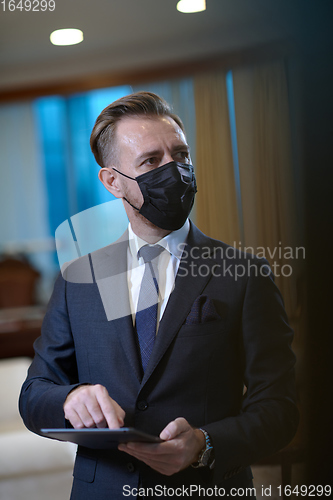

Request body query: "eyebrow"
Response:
[173, 144, 191, 153]
[136, 149, 162, 163]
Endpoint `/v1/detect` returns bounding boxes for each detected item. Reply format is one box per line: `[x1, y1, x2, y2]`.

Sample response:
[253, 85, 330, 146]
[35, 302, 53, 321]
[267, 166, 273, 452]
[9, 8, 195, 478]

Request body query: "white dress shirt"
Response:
[127, 220, 190, 330]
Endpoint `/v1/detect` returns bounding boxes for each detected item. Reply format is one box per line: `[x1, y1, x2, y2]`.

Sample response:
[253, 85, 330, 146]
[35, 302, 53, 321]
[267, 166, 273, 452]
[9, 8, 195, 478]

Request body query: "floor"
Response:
[0, 470, 73, 500]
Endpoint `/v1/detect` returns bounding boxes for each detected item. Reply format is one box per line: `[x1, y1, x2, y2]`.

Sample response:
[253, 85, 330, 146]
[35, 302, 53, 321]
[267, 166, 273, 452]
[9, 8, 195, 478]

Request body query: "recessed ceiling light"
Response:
[176, 0, 206, 13]
[50, 28, 84, 46]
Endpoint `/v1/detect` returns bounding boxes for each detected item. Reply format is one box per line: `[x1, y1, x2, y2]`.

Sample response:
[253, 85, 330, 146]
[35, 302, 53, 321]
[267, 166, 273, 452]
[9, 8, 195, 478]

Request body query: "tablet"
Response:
[41, 428, 162, 449]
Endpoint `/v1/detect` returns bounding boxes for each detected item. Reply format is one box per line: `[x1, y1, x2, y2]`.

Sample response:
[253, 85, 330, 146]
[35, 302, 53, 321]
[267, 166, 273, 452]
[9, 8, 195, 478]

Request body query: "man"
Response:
[20, 92, 298, 499]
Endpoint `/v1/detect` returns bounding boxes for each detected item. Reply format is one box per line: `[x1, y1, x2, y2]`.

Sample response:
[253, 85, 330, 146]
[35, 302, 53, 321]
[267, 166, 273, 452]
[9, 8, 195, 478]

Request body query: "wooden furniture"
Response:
[0, 306, 45, 359]
[0, 256, 40, 308]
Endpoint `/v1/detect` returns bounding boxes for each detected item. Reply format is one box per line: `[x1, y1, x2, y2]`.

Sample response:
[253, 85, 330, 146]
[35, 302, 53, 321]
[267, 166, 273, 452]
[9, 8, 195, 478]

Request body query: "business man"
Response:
[20, 92, 298, 499]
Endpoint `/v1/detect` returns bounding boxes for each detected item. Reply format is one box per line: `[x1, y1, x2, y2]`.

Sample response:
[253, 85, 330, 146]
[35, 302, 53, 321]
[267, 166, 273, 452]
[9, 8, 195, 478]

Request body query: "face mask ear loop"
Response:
[123, 198, 140, 211]
[111, 168, 140, 211]
[112, 167, 136, 181]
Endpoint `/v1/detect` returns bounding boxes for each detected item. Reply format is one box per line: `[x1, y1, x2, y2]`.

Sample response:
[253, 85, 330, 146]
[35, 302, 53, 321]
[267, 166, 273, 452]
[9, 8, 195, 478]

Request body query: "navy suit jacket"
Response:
[19, 223, 298, 499]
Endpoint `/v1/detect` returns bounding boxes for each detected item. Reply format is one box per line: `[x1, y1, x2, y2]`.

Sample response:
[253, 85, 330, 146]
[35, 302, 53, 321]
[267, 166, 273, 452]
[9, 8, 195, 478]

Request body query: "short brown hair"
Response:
[90, 91, 185, 168]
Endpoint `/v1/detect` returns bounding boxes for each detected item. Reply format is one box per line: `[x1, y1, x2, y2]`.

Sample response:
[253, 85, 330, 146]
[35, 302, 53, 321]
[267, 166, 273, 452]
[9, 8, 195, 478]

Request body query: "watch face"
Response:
[200, 446, 212, 466]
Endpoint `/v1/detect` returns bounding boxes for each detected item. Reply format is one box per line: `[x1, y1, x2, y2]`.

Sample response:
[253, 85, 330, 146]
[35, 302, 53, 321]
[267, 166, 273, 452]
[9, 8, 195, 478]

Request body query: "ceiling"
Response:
[0, 0, 304, 92]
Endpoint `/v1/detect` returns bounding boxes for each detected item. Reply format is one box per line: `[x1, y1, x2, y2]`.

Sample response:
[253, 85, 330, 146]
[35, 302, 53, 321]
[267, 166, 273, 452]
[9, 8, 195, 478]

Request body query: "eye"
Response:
[145, 157, 159, 167]
[174, 150, 190, 163]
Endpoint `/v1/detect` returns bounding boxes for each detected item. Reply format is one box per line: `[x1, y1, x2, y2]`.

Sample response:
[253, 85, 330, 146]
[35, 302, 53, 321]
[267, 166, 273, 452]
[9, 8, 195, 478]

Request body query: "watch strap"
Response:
[191, 428, 215, 469]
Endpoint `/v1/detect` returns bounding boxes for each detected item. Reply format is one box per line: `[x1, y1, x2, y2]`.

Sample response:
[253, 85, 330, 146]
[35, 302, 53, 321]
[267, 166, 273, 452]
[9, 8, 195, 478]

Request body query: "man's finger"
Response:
[95, 385, 125, 428]
[64, 407, 85, 429]
[75, 402, 100, 428]
[84, 399, 107, 428]
[63, 384, 125, 429]
[159, 417, 189, 440]
[118, 441, 186, 476]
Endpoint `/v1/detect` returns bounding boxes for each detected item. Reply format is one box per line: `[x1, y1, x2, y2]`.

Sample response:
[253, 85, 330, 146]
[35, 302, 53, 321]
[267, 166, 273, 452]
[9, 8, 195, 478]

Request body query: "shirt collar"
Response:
[128, 219, 190, 263]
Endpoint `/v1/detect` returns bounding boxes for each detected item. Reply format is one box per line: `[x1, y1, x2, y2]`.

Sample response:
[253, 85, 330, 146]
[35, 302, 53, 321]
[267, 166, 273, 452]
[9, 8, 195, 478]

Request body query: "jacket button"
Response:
[127, 462, 135, 473]
[137, 400, 148, 411]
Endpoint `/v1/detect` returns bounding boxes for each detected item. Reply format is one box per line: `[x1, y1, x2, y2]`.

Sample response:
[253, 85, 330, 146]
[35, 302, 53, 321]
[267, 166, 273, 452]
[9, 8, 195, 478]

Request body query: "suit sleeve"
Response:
[19, 273, 81, 434]
[203, 258, 299, 481]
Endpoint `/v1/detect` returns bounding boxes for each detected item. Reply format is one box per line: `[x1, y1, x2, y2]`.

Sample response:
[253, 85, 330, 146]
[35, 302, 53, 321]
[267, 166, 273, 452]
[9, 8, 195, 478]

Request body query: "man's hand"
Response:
[63, 384, 125, 429]
[118, 417, 205, 476]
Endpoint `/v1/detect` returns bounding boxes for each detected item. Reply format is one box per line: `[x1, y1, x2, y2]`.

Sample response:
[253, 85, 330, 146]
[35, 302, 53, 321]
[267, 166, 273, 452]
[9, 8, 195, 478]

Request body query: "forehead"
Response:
[115, 115, 187, 154]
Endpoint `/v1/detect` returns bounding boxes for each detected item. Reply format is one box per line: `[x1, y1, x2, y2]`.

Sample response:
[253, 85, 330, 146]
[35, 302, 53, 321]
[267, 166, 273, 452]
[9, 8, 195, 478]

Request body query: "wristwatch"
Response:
[191, 429, 215, 469]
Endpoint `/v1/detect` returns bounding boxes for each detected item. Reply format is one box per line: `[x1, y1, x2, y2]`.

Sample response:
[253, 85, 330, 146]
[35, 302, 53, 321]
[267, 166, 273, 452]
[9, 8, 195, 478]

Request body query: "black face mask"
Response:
[113, 161, 197, 230]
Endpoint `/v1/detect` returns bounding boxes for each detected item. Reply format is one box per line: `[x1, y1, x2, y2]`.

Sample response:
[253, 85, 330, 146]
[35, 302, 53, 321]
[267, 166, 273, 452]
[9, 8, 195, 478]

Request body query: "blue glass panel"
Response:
[33, 96, 70, 238]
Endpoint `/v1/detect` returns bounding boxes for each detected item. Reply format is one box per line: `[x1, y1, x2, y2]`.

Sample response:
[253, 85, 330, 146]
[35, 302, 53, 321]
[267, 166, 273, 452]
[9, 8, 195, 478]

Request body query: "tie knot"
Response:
[138, 244, 164, 263]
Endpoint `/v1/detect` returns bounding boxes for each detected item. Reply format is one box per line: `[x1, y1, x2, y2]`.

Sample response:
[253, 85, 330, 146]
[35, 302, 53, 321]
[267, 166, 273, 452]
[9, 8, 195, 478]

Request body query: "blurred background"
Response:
[0, 0, 332, 498]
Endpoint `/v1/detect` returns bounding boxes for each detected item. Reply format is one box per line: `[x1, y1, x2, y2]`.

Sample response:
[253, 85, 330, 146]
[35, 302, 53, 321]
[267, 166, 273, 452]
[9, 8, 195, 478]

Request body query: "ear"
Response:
[98, 167, 123, 198]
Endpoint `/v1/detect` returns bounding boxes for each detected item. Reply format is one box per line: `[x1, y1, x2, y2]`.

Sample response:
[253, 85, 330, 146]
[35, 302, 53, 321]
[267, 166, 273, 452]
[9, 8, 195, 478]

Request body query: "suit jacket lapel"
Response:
[141, 223, 216, 385]
[111, 314, 142, 382]
[91, 231, 142, 382]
